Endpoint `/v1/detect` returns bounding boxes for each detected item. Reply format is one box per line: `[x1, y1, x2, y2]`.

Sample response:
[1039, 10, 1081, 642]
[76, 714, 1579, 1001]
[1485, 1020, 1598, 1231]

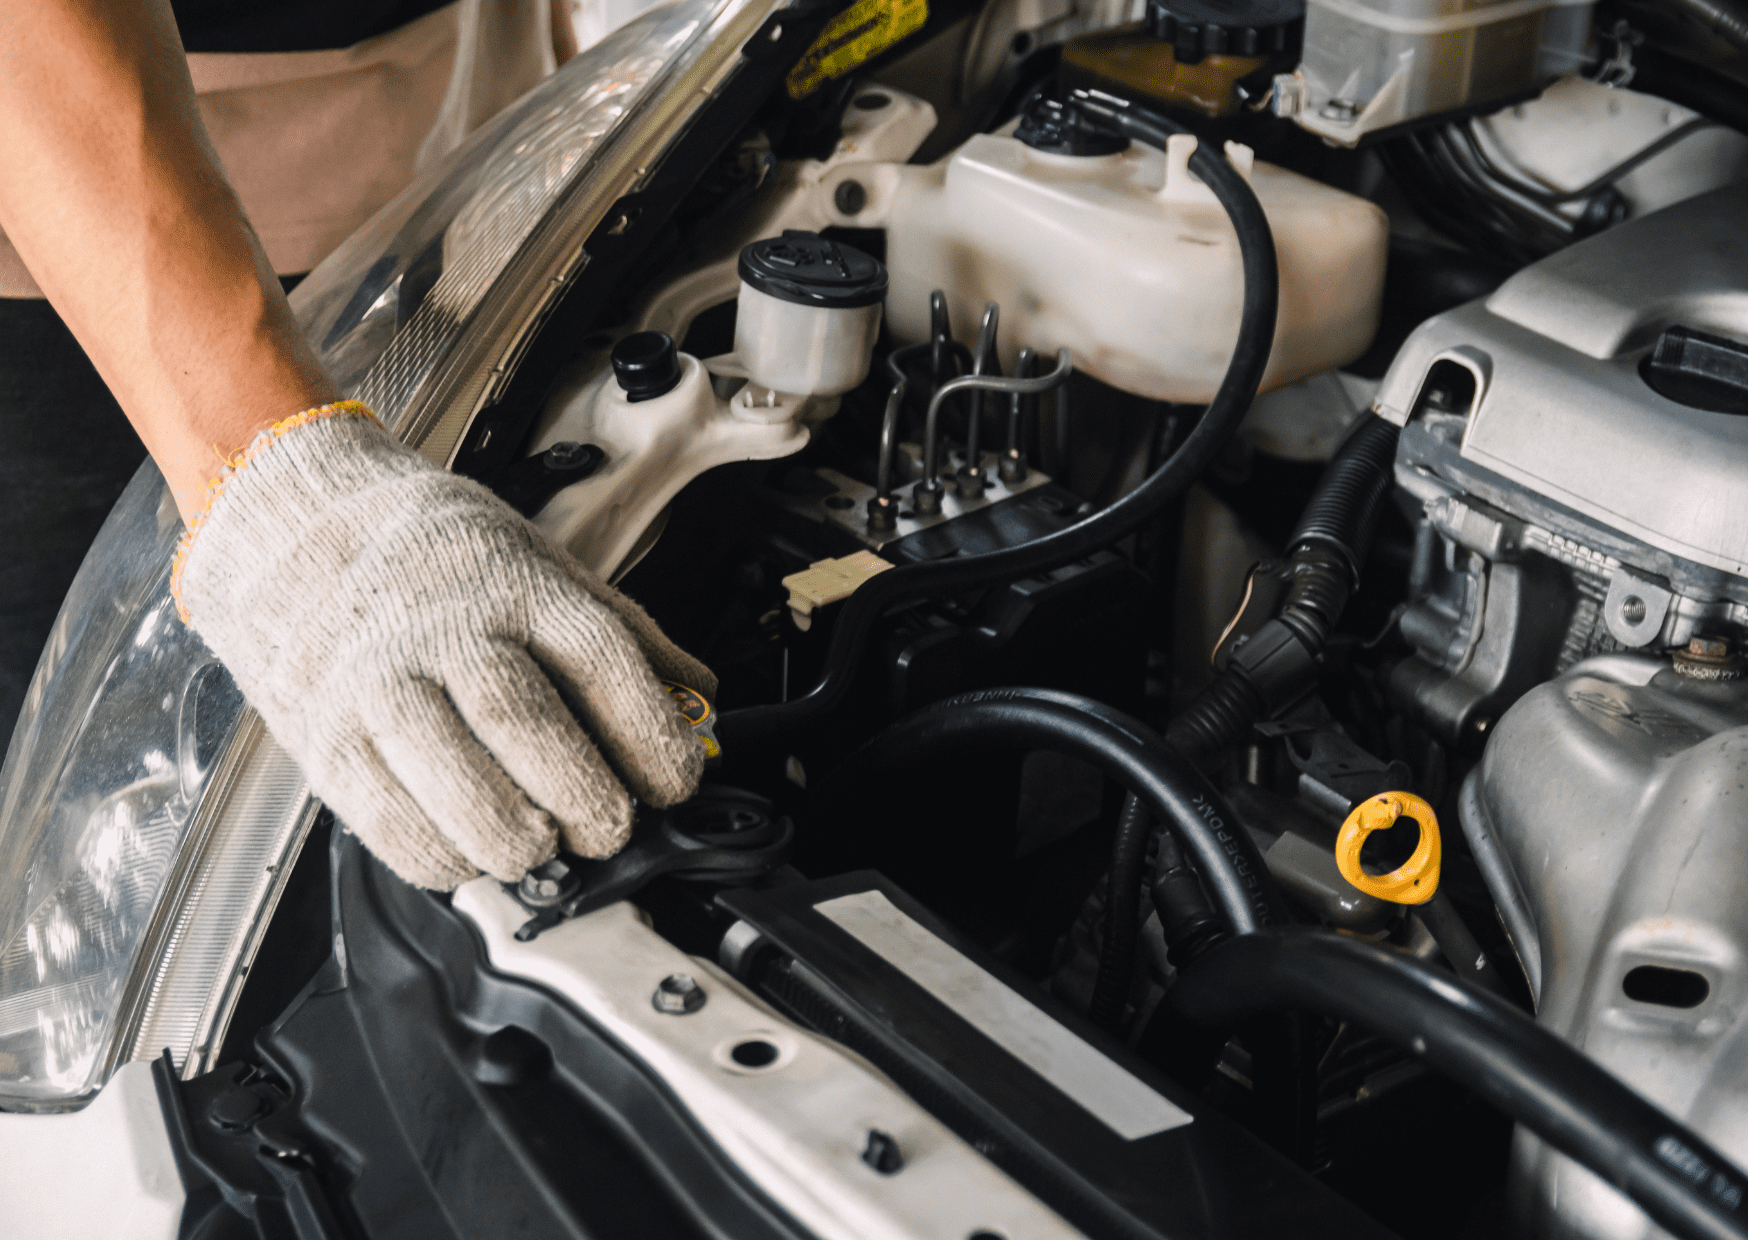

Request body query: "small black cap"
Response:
[612, 331, 682, 403]
[1144, 0, 1304, 64]
[738, 230, 887, 309]
[1014, 95, 1128, 157]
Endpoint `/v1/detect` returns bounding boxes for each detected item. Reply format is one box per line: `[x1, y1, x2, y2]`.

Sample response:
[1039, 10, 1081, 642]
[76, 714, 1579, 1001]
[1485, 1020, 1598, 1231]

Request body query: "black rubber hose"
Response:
[1286, 414, 1401, 589]
[1089, 792, 1151, 1031]
[835, 688, 1289, 934]
[1663, 0, 1748, 55]
[1165, 417, 1400, 769]
[717, 96, 1278, 749]
[1171, 929, 1748, 1240]
[1632, 45, 1748, 136]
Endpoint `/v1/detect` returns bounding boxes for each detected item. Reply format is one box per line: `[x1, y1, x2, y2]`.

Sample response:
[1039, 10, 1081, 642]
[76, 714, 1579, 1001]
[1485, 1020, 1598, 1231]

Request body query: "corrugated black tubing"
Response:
[1287, 413, 1402, 587]
[717, 94, 1278, 749]
[1166, 416, 1401, 769]
[1171, 929, 1748, 1240]
[833, 688, 1289, 936]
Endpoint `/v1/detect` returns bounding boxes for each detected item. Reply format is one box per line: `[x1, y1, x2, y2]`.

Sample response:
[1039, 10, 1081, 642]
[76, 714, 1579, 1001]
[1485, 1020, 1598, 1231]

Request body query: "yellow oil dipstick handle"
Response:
[1335, 791, 1442, 905]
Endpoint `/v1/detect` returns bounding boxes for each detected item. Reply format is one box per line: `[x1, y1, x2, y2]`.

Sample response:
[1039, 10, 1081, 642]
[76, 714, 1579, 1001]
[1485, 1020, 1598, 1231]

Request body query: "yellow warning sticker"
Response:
[785, 0, 927, 99]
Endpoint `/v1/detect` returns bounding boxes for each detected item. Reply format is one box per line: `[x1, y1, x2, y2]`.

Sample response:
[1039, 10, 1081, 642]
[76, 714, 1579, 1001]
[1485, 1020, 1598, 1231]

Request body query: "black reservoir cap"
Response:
[1641, 325, 1748, 416]
[611, 330, 682, 403]
[738, 230, 887, 310]
[1144, 0, 1305, 63]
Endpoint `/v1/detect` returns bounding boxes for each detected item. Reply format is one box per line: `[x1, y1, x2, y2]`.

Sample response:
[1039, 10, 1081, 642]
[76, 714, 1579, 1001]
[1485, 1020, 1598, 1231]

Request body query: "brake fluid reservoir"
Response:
[878, 102, 1387, 403]
[732, 231, 886, 395]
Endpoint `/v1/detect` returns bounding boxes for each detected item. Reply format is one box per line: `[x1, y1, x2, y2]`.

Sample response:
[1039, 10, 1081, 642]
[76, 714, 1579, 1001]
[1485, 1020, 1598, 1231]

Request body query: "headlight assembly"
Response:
[0, 0, 765, 1109]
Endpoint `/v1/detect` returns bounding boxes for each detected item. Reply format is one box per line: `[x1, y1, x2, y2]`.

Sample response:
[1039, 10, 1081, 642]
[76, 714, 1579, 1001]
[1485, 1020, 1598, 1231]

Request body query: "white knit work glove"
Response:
[171, 401, 714, 890]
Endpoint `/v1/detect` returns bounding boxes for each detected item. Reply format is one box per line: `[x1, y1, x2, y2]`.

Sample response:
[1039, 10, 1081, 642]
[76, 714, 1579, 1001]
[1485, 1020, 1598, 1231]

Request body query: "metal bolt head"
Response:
[653, 973, 706, 1015]
[1688, 636, 1730, 660]
[544, 441, 591, 470]
[517, 856, 578, 909]
[1673, 635, 1743, 680]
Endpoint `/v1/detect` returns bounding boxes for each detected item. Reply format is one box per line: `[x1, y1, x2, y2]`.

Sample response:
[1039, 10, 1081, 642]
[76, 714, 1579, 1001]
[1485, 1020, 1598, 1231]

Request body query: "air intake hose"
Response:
[1170, 929, 1748, 1240]
[1166, 415, 1400, 769]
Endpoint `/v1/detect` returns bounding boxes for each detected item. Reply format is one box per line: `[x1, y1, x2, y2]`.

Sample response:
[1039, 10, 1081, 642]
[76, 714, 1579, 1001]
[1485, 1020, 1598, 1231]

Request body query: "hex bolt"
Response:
[1689, 636, 1730, 660]
[517, 856, 578, 909]
[866, 494, 898, 532]
[544, 441, 592, 470]
[1674, 635, 1743, 680]
[653, 973, 706, 1015]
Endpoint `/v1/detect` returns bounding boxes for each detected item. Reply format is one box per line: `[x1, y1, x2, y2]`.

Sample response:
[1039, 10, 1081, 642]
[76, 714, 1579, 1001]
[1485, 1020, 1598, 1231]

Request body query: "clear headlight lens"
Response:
[0, 0, 756, 1109]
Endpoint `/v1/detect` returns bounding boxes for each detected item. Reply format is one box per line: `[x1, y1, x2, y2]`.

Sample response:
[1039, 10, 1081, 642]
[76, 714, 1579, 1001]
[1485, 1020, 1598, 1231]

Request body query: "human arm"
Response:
[0, 0, 340, 519]
[0, 0, 711, 886]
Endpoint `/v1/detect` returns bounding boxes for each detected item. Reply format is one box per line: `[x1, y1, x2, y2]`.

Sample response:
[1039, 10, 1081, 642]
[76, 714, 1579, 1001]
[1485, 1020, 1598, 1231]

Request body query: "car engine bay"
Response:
[11, 0, 1748, 1236]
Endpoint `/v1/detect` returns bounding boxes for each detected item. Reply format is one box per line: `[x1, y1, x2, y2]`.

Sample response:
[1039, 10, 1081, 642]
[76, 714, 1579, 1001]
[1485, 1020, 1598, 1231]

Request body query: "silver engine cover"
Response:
[1384, 182, 1748, 1237]
[1466, 657, 1748, 1240]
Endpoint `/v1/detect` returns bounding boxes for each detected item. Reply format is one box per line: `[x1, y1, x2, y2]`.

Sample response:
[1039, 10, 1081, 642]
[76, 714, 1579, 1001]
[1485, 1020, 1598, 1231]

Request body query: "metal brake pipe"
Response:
[1171, 929, 1748, 1240]
[921, 348, 1073, 491]
[957, 303, 1001, 498]
[718, 93, 1278, 749]
[832, 688, 1289, 936]
[1001, 347, 1037, 483]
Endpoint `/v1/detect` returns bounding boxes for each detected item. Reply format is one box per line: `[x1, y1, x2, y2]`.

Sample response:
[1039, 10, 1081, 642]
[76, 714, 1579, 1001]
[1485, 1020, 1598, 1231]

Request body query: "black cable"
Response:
[1663, 0, 1748, 55]
[717, 94, 1278, 749]
[1088, 792, 1150, 1031]
[1170, 929, 1748, 1240]
[832, 688, 1289, 935]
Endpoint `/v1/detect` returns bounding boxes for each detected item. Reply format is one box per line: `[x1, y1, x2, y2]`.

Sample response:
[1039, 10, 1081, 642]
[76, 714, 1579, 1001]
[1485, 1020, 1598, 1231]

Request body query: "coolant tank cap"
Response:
[738, 231, 887, 310]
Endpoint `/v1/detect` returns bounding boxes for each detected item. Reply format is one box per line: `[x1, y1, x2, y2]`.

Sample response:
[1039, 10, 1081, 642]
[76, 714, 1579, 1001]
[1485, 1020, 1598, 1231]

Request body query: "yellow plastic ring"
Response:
[1335, 791, 1441, 905]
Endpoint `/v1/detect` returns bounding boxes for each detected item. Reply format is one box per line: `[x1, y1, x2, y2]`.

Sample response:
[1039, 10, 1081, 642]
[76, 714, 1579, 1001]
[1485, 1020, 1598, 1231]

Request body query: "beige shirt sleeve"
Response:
[0, 0, 555, 299]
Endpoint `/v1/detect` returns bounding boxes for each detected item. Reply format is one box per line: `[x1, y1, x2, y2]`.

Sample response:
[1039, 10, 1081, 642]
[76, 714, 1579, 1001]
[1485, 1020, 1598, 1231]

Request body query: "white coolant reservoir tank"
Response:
[878, 101, 1387, 403]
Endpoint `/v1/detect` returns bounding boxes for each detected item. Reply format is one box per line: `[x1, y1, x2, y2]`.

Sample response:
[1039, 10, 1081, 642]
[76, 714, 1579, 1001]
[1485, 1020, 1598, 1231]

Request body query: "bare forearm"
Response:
[0, 0, 339, 519]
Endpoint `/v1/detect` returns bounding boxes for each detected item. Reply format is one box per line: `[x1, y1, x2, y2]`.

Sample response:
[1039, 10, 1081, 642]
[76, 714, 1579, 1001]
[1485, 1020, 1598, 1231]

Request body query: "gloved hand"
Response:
[172, 401, 713, 890]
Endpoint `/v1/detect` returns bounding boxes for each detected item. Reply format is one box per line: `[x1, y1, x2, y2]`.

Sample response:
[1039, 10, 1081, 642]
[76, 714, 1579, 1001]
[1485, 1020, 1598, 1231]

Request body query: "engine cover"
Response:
[1377, 183, 1748, 740]
[1465, 656, 1748, 1239]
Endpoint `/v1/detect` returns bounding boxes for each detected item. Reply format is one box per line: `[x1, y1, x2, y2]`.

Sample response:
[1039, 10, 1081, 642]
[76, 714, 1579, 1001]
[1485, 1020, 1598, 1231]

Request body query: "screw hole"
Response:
[1623, 965, 1710, 1008]
[853, 91, 891, 110]
[731, 1039, 780, 1068]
